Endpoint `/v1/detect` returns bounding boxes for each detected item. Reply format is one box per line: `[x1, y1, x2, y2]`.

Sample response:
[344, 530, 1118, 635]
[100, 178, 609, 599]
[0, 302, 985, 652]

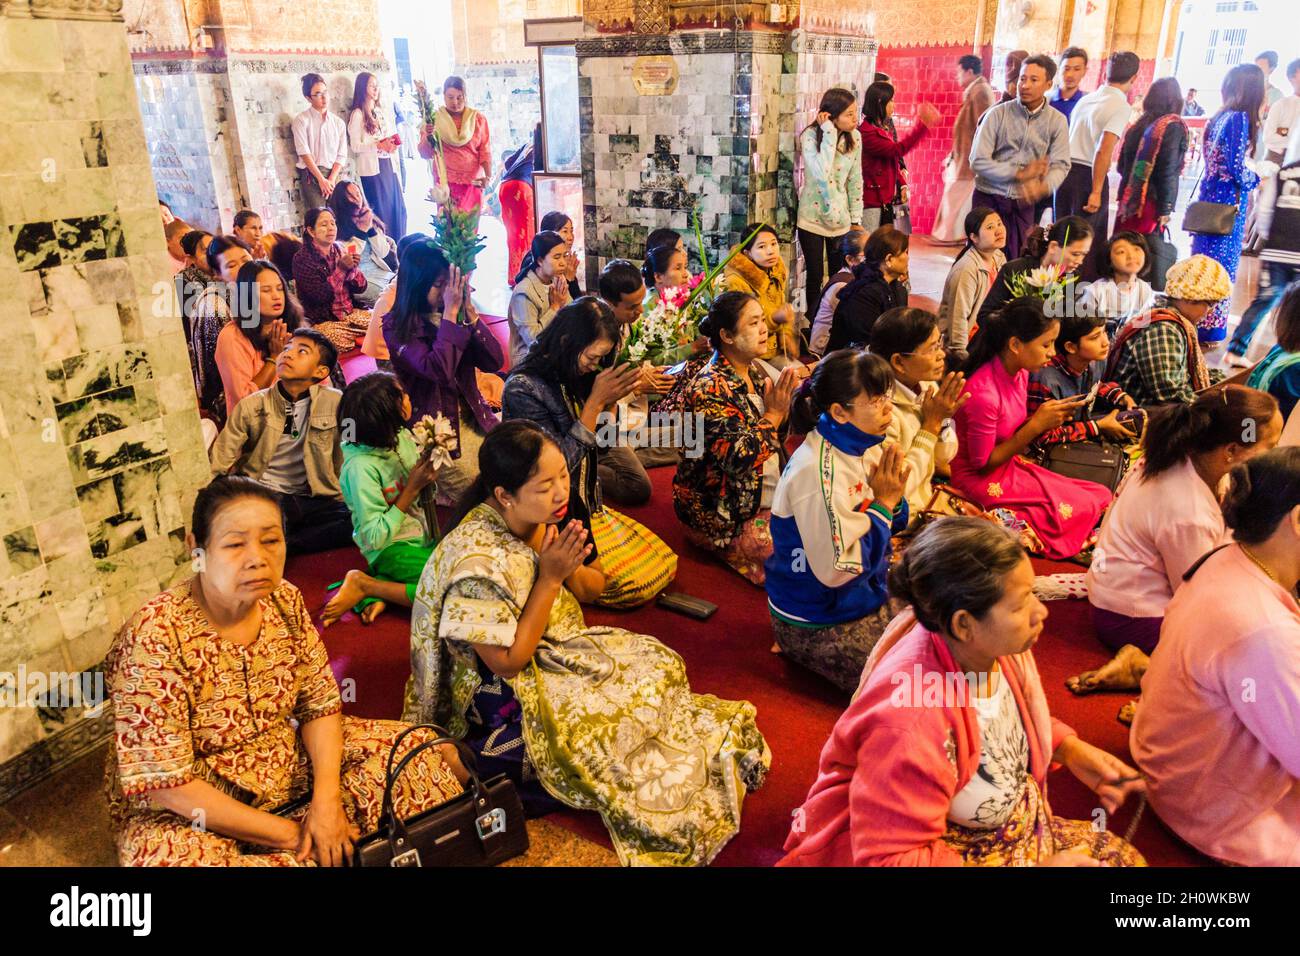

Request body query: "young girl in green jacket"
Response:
[323, 372, 441, 625]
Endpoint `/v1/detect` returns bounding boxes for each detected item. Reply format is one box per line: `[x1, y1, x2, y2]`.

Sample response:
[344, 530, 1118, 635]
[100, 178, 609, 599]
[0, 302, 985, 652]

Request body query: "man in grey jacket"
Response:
[970, 53, 1071, 259]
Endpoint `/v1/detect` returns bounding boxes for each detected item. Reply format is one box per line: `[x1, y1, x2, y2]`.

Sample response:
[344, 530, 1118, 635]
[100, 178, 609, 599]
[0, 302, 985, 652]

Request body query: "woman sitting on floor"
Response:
[293, 206, 372, 363]
[406, 421, 771, 865]
[539, 210, 584, 300]
[1248, 280, 1300, 420]
[977, 217, 1094, 326]
[1131, 447, 1300, 866]
[322, 372, 444, 627]
[508, 230, 571, 367]
[950, 297, 1112, 559]
[1071, 386, 1281, 697]
[869, 307, 968, 516]
[765, 350, 911, 692]
[936, 207, 1007, 355]
[381, 239, 504, 507]
[722, 223, 800, 368]
[215, 260, 297, 418]
[106, 476, 466, 867]
[781, 517, 1146, 867]
[674, 291, 802, 585]
[502, 297, 675, 607]
[327, 178, 398, 309]
[827, 224, 910, 352]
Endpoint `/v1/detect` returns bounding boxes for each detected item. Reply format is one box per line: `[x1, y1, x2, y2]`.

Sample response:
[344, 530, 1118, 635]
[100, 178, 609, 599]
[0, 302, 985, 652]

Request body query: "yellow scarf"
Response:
[434, 106, 480, 147]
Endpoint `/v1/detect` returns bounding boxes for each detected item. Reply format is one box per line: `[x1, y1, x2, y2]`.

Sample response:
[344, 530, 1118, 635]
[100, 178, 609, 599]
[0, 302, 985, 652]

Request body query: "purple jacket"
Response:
[381, 310, 504, 452]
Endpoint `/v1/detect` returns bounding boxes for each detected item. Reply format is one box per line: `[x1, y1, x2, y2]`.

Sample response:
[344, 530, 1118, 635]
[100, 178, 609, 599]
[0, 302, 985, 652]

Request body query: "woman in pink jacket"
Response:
[781, 517, 1146, 866]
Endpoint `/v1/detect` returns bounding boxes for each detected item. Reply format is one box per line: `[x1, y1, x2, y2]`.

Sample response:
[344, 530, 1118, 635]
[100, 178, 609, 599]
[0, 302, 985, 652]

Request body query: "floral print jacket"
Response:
[673, 353, 781, 548]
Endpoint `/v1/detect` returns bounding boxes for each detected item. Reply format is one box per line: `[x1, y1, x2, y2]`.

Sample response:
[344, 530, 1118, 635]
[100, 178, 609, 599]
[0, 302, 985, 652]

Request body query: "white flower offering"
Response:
[412, 412, 458, 471]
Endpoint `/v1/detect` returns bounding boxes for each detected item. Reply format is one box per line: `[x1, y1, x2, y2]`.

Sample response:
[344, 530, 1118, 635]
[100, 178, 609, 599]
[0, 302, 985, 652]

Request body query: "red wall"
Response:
[875, 43, 985, 235]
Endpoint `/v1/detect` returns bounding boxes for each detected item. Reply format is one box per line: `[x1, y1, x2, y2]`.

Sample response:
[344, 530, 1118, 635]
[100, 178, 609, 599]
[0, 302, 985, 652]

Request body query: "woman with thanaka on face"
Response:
[407, 421, 771, 861]
[868, 307, 969, 516]
[1131, 447, 1300, 866]
[781, 517, 1146, 866]
[951, 297, 1112, 559]
[508, 230, 571, 367]
[765, 350, 912, 692]
[1070, 387, 1281, 699]
[673, 291, 802, 585]
[105, 476, 467, 866]
[937, 207, 1007, 354]
[381, 239, 505, 507]
[722, 224, 801, 368]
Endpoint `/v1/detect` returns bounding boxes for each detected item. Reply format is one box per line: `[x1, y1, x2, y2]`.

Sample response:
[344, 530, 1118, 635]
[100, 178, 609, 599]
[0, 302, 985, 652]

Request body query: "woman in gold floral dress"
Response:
[406, 421, 771, 866]
[106, 476, 466, 866]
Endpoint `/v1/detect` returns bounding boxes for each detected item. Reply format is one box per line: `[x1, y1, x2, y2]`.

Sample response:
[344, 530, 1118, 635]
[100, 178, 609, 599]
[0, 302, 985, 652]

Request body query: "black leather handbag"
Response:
[1043, 440, 1128, 492]
[1182, 167, 1240, 237]
[352, 724, 529, 867]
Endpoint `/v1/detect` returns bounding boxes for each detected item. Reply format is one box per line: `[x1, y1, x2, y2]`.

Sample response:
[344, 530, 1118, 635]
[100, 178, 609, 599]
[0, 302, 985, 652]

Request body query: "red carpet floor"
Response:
[294, 466, 1207, 866]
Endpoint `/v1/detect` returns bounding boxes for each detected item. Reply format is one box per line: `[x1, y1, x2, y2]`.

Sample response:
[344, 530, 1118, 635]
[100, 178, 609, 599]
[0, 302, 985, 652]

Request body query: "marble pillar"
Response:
[0, 3, 209, 798]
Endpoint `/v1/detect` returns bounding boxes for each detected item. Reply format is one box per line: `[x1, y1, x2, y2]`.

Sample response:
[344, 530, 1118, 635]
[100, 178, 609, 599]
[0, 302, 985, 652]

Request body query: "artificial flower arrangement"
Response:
[621, 213, 763, 366]
[411, 412, 458, 542]
[415, 80, 485, 325]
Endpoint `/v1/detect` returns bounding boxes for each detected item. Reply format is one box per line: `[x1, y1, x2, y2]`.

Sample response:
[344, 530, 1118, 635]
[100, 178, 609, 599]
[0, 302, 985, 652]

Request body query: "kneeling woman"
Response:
[106, 477, 466, 866]
[673, 291, 802, 585]
[502, 298, 676, 608]
[1072, 386, 1280, 696]
[1132, 448, 1300, 866]
[765, 350, 911, 691]
[406, 422, 771, 866]
[781, 518, 1146, 866]
[951, 297, 1112, 559]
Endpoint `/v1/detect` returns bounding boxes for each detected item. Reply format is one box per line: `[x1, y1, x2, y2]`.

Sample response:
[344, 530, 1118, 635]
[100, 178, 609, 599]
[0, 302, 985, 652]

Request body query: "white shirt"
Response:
[1086, 458, 1231, 619]
[348, 107, 393, 178]
[259, 389, 312, 495]
[292, 107, 349, 172]
[947, 670, 1029, 829]
[1265, 95, 1300, 156]
[1068, 85, 1133, 166]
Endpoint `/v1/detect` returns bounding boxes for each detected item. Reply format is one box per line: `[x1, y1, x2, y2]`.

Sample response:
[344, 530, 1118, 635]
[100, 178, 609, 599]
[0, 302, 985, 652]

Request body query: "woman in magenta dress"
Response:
[951, 297, 1112, 559]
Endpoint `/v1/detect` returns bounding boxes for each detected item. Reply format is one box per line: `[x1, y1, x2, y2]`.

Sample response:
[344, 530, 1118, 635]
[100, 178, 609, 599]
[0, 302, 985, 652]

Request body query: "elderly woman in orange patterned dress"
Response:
[105, 476, 467, 866]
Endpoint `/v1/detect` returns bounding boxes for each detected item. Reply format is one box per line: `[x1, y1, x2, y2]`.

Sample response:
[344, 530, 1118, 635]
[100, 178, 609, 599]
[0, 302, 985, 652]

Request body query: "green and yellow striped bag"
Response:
[590, 506, 678, 608]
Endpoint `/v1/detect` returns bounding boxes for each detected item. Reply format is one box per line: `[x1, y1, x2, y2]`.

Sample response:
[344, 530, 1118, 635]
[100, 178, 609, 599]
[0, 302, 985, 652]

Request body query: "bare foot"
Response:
[1117, 699, 1137, 726]
[360, 600, 387, 625]
[438, 742, 470, 785]
[770, 642, 781, 654]
[1065, 644, 1150, 695]
[322, 569, 371, 627]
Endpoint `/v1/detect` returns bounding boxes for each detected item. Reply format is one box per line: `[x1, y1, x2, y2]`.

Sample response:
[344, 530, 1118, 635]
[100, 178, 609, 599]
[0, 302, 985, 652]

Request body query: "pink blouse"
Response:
[215, 323, 272, 417]
[1131, 544, 1300, 865]
[1086, 458, 1230, 619]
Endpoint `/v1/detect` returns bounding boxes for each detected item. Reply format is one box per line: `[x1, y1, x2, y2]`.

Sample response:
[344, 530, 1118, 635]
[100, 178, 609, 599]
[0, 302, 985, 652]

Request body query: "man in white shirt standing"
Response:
[291, 72, 349, 216]
[1263, 58, 1300, 164]
[1054, 51, 1139, 280]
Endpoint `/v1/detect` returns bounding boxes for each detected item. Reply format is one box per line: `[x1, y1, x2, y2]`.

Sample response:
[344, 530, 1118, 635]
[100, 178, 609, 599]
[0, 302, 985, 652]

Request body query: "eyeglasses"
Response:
[898, 343, 946, 358]
[844, 392, 895, 410]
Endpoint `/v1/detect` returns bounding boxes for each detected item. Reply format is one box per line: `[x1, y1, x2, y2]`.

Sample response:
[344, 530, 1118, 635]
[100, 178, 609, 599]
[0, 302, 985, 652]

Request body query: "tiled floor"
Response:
[1, 214, 1262, 870]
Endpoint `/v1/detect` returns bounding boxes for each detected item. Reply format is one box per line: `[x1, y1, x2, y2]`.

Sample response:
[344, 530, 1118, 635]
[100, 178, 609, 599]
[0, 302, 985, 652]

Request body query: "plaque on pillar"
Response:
[632, 55, 678, 95]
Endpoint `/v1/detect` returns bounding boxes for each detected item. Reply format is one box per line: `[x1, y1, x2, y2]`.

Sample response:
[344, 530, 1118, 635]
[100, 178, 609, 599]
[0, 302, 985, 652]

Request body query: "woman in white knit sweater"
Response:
[868, 306, 968, 516]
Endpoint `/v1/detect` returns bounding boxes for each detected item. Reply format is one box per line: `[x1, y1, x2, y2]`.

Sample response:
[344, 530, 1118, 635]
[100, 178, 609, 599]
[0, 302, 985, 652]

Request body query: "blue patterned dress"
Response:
[1190, 110, 1260, 342]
